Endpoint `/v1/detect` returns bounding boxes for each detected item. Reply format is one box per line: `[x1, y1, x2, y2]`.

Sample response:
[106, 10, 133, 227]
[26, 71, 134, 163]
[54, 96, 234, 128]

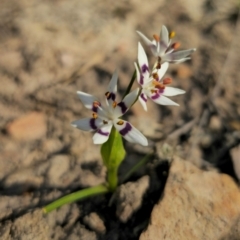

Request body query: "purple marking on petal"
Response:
[140, 93, 147, 102]
[159, 89, 164, 94]
[111, 93, 116, 101]
[98, 129, 109, 136]
[141, 64, 149, 73]
[151, 93, 160, 100]
[117, 102, 127, 114]
[119, 122, 132, 136]
[107, 93, 116, 101]
[91, 101, 101, 112]
[92, 106, 98, 112]
[140, 74, 144, 85]
[90, 118, 97, 130]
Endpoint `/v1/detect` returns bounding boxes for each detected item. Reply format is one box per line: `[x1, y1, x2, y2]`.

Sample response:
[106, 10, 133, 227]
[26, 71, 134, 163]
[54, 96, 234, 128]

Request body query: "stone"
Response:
[0, 221, 11, 240]
[67, 223, 97, 240]
[6, 112, 47, 141]
[209, 115, 222, 131]
[3, 169, 44, 194]
[0, 195, 38, 221]
[10, 210, 50, 240]
[199, 133, 213, 148]
[83, 212, 106, 234]
[47, 155, 70, 187]
[116, 175, 150, 223]
[230, 145, 240, 181]
[43, 138, 64, 155]
[140, 157, 240, 240]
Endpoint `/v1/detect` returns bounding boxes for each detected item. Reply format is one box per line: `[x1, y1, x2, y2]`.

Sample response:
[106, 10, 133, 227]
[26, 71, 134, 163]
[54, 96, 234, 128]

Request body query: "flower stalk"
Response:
[101, 127, 126, 191]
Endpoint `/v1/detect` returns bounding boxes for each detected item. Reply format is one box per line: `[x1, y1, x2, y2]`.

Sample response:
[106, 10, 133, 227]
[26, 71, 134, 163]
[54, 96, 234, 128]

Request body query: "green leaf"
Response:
[121, 151, 154, 183]
[43, 184, 109, 213]
[101, 127, 126, 191]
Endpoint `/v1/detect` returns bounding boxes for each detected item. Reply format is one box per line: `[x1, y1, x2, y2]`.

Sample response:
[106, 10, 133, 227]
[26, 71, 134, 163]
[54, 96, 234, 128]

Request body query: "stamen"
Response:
[112, 101, 117, 108]
[151, 89, 158, 94]
[105, 91, 110, 98]
[153, 34, 160, 42]
[103, 120, 108, 124]
[152, 80, 165, 89]
[171, 42, 180, 50]
[117, 120, 124, 125]
[92, 112, 98, 119]
[169, 31, 175, 39]
[156, 63, 161, 69]
[152, 72, 159, 80]
[163, 77, 172, 85]
[93, 101, 100, 108]
[156, 56, 161, 69]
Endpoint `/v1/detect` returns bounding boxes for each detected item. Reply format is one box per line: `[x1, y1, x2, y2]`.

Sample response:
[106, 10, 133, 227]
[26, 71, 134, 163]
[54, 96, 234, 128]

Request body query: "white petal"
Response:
[138, 92, 148, 111]
[167, 57, 191, 64]
[114, 120, 148, 146]
[107, 70, 118, 95]
[150, 43, 159, 57]
[138, 42, 150, 83]
[157, 62, 169, 80]
[156, 41, 160, 54]
[114, 88, 139, 117]
[163, 49, 196, 62]
[134, 62, 143, 85]
[77, 91, 99, 110]
[151, 94, 179, 106]
[137, 31, 158, 56]
[95, 105, 109, 120]
[122, 88, 139, 108]
[136, 31, 154, 46]
[93, 124, 113, 144]
[138, 42, 149, 70]
[160, 25, 169, 54]
[163, 87, 185, 96]
[105, 70, 118, 107]
[71, 118, 102, 131]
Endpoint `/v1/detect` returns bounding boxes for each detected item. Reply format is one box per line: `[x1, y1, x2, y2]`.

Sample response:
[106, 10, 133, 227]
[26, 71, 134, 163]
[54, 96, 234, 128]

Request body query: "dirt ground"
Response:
[0, 0, 240, 239]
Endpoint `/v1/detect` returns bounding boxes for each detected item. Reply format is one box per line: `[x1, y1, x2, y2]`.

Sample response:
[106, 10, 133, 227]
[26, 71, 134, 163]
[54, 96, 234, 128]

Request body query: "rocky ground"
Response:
[0, 0, 240, 239]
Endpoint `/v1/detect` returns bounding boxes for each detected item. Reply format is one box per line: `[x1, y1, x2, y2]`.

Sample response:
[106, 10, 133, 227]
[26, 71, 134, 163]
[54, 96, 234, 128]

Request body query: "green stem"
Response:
[105, 127, 121, 192]
[122, 69, 136, 99]
[107, 167, 118, 192]
[121, 151, 154, 183]
[43, 184, 109, 213]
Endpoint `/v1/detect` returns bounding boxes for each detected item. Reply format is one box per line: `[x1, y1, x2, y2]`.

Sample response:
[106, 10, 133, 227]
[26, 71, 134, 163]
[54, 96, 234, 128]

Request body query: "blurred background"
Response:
[0, 0, 239, 239]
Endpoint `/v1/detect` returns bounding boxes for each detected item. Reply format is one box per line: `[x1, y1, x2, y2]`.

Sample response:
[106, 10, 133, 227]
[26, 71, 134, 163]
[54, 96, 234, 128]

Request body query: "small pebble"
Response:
[83, 212, 106, 234]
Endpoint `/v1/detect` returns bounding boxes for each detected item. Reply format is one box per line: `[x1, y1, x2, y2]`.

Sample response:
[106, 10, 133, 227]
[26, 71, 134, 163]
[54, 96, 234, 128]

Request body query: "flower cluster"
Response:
[72, 25, 196, 146]
[137, 25, 196, 64]
[72, 71, 148, 146]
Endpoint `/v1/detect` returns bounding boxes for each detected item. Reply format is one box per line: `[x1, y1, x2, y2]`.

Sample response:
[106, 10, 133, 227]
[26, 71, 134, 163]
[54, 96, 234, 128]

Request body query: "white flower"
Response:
[137, 25, 196, 64]
[71, 71, 148, 146]
[134, 42, 185, 111]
